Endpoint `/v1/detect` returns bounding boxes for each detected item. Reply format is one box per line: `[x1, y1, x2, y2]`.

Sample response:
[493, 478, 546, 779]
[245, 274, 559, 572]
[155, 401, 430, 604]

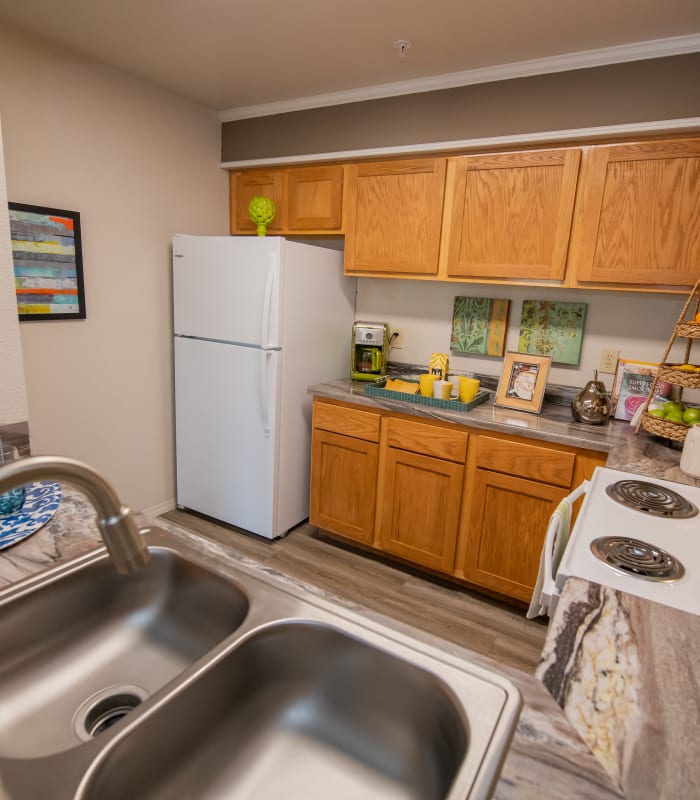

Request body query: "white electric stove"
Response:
[551, 466, 700, 616]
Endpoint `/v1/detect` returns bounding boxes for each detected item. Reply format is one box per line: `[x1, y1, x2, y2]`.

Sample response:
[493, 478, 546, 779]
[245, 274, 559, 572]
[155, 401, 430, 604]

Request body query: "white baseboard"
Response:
[139, 498, 177, 518]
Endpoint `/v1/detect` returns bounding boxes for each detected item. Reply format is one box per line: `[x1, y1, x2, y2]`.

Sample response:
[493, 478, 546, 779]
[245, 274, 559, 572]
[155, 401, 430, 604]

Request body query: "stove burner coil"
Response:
[590, 536, 685, 582]
[605, 479, 698, 519]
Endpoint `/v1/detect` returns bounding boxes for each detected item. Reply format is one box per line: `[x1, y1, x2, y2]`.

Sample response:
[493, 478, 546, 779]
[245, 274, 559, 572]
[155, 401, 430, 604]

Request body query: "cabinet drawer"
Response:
[313, 401, 381, 442]
[385, 417, 468, 463]
[475, 435, 574, 487]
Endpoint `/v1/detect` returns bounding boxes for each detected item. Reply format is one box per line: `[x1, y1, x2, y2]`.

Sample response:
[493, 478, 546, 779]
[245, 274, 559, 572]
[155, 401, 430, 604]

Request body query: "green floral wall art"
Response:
[450, 296, 510, 357]
[518, 300, 587, 365]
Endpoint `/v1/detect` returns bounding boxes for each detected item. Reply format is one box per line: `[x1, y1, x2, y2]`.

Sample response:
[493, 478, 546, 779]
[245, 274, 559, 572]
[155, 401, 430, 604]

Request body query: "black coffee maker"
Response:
[351, 321, 390, 381]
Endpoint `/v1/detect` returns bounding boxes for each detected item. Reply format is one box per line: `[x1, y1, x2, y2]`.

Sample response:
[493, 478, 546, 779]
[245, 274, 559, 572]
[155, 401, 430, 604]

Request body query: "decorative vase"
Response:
[571, 370, 612, 425]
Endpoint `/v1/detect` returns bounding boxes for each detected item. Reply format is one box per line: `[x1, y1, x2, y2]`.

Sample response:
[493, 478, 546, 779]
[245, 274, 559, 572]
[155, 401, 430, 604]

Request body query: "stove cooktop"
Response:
[556, 467, 700, 616]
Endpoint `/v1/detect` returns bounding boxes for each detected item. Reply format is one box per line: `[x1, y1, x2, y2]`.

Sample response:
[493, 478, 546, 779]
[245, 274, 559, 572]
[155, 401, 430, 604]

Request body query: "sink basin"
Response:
[0, 546, 249, 758]
[78, 622, 467, 800]
[0, 525, 521, 799]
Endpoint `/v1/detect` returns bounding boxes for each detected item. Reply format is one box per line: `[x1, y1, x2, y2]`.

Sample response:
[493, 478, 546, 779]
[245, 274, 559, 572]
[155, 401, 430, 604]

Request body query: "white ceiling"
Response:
[0, 0, 698, 114]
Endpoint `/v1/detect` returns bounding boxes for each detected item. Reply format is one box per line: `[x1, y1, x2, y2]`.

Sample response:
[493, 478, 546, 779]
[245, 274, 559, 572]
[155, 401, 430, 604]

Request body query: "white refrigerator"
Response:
[172, 235, 355, 538]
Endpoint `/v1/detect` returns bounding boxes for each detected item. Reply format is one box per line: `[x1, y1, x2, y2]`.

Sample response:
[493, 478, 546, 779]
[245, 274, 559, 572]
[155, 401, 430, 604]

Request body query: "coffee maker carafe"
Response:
[351, 321, 390, 381]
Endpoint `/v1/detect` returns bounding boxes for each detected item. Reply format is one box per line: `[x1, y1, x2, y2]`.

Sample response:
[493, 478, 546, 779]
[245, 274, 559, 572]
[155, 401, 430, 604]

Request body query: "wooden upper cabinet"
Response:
[344, 158, 447, 275]
[444, 148, 581, 281]
[230, 169, 286, 233]
[230, 165, 344, 234]
[286, 165, 344, 231]
[570, 138, 700, 289]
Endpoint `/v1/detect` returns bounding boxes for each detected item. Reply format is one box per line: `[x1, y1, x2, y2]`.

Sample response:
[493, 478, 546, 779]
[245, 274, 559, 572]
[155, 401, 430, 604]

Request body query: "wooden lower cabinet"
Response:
[376, 448, 464, 572]
[455, 470, 566, 602]
[309, 398, 606, 603]
[309, 400, 381, 545]
[309, 428, 378, 545]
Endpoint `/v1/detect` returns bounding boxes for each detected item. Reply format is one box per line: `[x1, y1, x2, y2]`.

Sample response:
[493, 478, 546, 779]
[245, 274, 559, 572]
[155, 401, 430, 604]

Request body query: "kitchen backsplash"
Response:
[356, 278, 694, 398]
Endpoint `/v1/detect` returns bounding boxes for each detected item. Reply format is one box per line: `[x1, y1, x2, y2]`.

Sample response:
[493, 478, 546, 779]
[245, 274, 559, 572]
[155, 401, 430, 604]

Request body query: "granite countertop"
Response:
[0, 491, 621, 799]
[308, 375, 700, 488]
[537, 577, 700, 798]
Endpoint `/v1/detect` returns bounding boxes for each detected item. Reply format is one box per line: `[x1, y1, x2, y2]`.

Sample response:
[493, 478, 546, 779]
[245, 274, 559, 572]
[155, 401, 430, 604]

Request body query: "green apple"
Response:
[648, 408, 666, 419]
[663, 400, 685, 416]
[682, 407, 700, 425]
[665, 410, 685, 424]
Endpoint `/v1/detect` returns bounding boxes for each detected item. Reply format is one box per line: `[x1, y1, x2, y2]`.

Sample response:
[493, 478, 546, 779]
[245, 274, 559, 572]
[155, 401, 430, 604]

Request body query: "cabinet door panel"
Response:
[230, 170, 286, 233]
[573, 138, 700, 288]
[377, 448, 463, 572]
[287, 165, 343, 230]
[446, 149, 580, 280]
[459, 470, 566, 602]
[345, 158, 446, 275]
[309, 429, 377, 544]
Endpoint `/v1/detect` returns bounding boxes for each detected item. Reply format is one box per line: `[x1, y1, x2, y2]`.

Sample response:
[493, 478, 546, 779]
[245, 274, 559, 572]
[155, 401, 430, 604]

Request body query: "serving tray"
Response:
[364, 380, 490, 412]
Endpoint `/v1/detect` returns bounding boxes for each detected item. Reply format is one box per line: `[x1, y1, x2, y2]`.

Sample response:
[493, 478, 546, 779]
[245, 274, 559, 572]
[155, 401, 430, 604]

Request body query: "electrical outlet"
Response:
[391, 328, 404, 349]
[599, 348, 619, 374]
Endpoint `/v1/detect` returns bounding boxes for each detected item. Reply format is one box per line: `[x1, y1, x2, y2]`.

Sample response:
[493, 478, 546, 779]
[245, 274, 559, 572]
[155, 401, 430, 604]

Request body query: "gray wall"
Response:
[222, 54, 700, 162]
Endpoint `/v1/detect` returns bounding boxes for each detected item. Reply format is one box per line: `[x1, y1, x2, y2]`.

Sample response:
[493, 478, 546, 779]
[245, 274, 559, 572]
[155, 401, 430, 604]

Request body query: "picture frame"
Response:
[450, 296, 511, 357]
[517, 299, 587, 365]
[8, 202, 86, 321]
[494, 352, 552, 414]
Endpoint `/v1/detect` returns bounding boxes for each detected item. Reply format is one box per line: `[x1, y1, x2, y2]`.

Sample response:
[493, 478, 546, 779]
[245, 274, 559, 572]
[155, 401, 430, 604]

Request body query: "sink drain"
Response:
[73, 685, 148, 742]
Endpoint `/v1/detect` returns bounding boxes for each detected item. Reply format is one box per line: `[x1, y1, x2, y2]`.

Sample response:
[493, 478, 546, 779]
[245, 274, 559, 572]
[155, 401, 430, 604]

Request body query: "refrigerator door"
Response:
[173, 235, 281, 347]
[174, 336, 281, 538]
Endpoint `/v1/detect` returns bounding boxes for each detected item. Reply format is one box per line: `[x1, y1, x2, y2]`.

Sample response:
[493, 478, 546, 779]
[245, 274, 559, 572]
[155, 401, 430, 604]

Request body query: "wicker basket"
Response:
[640, 411, 690, 442]
[657, 363, 700, 389]
[675, 321, 700, 338]
[635, 278, 700, 439]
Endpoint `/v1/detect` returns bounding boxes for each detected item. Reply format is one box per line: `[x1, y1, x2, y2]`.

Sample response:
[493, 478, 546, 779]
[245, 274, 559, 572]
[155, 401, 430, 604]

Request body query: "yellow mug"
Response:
[433, 380, 453, 400]
[419, 374, 439, 397]
[459, 377, 480, 403]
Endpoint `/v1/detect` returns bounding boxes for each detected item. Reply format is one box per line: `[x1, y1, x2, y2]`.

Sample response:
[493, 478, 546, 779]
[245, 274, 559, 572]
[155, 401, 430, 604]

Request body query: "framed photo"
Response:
[495, 352, 551, 414]
[8, 202, 86, 321]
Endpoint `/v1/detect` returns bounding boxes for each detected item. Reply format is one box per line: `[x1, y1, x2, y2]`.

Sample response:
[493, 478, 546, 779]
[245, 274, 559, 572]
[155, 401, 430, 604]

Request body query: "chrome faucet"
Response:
[0, 455, 149, 573]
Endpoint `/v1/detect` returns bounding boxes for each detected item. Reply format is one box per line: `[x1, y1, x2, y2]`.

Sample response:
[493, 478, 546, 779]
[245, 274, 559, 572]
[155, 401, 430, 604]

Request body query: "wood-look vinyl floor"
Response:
[162, 510, 547, 673]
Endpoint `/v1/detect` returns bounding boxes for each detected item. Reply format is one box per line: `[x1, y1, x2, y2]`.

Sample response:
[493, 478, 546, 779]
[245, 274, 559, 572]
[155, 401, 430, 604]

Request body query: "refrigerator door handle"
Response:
[260, 349, 273, 437]
[261, 252, 279, 349]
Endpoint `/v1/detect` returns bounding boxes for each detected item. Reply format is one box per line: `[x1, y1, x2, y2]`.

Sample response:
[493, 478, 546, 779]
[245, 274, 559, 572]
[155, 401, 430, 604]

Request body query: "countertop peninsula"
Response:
[538, 577, 700, 798]
[0, 491, 620, 799]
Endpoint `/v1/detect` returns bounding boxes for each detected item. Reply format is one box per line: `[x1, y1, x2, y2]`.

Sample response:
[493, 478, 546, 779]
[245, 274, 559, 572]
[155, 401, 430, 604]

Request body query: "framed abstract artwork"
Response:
[450, 296, 510, 357]
[8, 202, 86, 321]
[517, 300, 586, 365]
[495, 352, 551, 414]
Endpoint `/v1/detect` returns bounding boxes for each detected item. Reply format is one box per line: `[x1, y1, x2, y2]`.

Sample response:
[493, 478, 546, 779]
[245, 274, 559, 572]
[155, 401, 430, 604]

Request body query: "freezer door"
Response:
[174, 336, 281, 538]
[173, 235, 281, 346]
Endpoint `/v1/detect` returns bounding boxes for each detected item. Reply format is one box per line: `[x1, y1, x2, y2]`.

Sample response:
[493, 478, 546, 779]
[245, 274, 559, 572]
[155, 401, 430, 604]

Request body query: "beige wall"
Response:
[0, 118, 27, 426]
[0, 22, 228, 513]
[356, 280, 690, 396]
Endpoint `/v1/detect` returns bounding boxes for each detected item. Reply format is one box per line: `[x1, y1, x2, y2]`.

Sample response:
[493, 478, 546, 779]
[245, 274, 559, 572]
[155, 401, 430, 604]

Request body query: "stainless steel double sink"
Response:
[0, 525, 522, 799]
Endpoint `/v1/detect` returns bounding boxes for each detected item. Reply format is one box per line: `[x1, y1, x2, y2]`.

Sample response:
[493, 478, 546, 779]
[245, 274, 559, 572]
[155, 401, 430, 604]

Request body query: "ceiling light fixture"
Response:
[393, 39, 413, 58]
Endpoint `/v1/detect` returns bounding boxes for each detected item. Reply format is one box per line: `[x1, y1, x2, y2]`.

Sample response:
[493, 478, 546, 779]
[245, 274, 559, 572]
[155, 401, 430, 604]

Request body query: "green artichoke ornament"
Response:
[248, 195, 276, 236]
